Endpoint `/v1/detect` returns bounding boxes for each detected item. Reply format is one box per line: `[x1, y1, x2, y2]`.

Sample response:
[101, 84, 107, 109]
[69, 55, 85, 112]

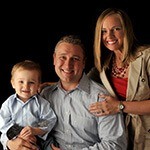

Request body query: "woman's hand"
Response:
[89, 94, 120, 116]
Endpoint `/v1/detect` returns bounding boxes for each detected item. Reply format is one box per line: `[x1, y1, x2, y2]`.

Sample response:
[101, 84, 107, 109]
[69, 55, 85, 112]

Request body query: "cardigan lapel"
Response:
[100, 52, 142, 101]
[126, 57, 142, 101]
[100, 70, 116, 97]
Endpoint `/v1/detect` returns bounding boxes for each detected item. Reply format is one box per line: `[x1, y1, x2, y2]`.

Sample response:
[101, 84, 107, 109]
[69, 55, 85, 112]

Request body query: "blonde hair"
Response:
[11, 60, 42, 82]
[94, 8, 138, 72]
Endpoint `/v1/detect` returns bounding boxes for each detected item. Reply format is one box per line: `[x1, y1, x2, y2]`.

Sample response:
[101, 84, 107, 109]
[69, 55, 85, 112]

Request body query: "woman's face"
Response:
[101, 14, 124, 52]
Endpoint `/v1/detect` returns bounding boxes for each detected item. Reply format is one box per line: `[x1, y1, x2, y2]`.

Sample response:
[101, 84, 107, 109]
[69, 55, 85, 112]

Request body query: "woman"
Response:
[88, 8, 150, 150]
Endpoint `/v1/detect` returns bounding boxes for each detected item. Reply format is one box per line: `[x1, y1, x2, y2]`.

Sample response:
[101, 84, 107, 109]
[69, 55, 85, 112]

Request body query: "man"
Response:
[41, 35, 127, 150]
[7, 35, 127, 150]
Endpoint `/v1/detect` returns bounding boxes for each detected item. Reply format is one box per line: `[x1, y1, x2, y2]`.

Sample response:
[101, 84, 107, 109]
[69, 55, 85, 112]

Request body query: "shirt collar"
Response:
[54, 73, 90, 94]
[14, 93, 39, 104]
[77, 73, 90, 94]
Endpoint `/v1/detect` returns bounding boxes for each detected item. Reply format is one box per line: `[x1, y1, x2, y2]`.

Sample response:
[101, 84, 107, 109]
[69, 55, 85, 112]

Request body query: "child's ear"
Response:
[11, 79, 15, 89]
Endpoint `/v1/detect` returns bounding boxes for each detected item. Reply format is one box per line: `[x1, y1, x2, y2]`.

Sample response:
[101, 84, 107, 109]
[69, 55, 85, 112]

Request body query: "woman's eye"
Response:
[101, 30, 107, 34]
[114, 27, 122, 31]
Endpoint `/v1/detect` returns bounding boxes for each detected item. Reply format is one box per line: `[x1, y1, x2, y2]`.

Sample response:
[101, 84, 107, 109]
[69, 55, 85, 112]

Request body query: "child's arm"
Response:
[20, 126, 46, 137]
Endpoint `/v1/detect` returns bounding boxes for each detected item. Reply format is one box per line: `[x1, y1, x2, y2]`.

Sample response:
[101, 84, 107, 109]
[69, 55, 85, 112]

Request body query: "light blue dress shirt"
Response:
[0, 94, 57, 150]
[41, 73, 127, 150]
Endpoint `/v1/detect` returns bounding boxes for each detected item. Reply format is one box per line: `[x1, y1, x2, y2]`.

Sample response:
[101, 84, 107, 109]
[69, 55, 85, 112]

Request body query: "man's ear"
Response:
[53, 53, 56, 65]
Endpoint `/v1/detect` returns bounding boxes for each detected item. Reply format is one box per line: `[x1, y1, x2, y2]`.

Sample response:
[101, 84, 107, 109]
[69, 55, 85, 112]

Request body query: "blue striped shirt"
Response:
[0, 94, 57, 149]
[41, 73, 127, 150]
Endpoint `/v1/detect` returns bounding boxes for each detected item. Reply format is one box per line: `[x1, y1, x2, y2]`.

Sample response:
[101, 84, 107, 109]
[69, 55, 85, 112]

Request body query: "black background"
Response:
[0, 0, 150, 106]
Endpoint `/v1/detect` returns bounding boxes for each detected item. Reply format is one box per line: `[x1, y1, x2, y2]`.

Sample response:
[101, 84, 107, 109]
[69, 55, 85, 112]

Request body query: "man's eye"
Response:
[60, 56, 66, 60]
[73, 57, 80, 61]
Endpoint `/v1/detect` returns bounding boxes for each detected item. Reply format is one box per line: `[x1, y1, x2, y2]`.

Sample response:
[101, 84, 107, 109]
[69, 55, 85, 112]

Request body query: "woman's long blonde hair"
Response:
[94, 8, 138, 72]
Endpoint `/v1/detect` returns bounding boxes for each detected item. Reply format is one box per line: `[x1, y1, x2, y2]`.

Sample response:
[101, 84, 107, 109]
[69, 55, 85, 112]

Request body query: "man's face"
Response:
[53, 42, 85, 85]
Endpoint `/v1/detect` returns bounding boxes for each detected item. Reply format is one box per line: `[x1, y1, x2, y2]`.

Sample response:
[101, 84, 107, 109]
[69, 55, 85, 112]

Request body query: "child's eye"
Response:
[29, 82, 35, 84]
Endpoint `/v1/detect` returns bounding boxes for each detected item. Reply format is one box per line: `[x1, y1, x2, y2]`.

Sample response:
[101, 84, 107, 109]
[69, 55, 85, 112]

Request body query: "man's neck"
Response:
[60, 81, 79, 91]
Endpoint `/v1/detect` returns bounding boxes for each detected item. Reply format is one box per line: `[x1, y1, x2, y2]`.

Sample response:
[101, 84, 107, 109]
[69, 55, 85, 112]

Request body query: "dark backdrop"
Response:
[0, 0, 150, 106]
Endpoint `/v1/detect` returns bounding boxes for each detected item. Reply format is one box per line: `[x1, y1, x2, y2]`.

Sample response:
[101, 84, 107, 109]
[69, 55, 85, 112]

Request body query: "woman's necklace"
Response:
[111, 58, 129, 78]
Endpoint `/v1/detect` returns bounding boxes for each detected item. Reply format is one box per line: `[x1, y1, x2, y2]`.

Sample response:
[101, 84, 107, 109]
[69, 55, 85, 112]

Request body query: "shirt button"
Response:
[141, 78, 145, 82]
[68, 145, 72, 148]
[66, 130, 69, 133]
[66, 111, 68, 114]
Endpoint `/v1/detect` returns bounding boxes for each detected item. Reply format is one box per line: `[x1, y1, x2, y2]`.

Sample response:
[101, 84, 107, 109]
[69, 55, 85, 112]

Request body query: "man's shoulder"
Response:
[90, 78, 105, 88]
[40, 83, 58, 96]
[88, 77, 109, 95]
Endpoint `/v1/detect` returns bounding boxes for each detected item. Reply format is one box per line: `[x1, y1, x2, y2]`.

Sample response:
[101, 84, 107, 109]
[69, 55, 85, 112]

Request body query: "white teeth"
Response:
[63, 70, 72, 73]
[108, 41, 116, 44]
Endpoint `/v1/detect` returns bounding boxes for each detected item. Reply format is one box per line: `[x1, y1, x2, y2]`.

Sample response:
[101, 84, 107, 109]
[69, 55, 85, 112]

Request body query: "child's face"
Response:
[11, 69, 40, 102]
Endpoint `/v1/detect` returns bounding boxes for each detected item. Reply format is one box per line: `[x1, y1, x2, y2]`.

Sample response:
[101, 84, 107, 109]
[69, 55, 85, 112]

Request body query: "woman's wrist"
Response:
[118, 101, 125, 112]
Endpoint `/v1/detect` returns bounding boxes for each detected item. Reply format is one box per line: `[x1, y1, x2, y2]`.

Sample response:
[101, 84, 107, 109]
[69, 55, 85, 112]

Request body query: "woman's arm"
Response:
[89, 94, 150, 116]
